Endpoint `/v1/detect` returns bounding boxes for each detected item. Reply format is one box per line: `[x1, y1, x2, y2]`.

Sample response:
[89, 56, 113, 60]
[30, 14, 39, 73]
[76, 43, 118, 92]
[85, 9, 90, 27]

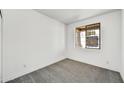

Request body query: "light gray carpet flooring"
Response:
[7, 59, 123, 83]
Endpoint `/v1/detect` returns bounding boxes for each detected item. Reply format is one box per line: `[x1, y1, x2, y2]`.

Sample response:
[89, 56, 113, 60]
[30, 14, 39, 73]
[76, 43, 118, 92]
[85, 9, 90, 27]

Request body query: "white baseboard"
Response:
[3, 56, 66, 83]
[3, 57, 123, 83]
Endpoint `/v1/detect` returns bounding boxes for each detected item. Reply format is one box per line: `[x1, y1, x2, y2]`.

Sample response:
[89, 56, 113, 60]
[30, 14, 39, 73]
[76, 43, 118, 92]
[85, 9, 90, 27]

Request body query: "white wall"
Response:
[67, 10, 121, 72]
[2, 10, 66, 82]
[0, 12, 1, 82]
[121, 10, 124, 81]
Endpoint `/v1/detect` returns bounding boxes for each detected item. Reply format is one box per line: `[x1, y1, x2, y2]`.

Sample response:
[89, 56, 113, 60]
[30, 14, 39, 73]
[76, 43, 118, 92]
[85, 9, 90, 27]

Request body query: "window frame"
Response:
[74, 23, 101, 49]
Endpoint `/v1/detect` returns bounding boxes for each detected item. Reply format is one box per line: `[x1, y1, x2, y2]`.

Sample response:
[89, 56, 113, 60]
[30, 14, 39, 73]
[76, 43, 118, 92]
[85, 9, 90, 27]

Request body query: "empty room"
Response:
[0, 9, 124, 83]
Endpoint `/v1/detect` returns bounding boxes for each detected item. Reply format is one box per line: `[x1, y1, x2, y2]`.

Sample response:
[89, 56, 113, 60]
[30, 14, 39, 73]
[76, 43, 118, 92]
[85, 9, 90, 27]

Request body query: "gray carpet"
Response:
[7, 59, 123, 83]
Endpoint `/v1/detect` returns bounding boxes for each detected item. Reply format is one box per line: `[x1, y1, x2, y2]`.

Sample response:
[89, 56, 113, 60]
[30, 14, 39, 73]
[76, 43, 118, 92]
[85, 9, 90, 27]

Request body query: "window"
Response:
[75, 23, 100, 49]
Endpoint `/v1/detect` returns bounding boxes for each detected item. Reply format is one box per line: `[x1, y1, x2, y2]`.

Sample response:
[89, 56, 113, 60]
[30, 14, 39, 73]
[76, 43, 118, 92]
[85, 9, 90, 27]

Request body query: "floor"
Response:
[7, 59, 123, 83]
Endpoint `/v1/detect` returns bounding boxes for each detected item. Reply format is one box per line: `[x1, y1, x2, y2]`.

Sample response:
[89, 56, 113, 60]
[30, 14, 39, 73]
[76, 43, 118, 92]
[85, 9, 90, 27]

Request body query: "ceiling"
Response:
[35, 9, 119, 24]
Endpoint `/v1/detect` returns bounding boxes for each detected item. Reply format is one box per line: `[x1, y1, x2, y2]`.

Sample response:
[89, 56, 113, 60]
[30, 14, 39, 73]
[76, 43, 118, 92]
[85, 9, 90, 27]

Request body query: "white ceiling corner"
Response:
[35, 9, 120, 24]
